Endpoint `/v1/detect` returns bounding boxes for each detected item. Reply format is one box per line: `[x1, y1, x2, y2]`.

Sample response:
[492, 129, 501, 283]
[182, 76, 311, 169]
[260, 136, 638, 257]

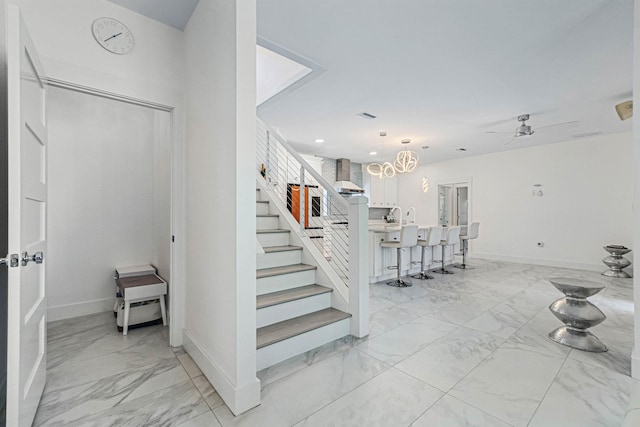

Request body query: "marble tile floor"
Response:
[34, 314, 222, 426]
[36, 260, 637, 426]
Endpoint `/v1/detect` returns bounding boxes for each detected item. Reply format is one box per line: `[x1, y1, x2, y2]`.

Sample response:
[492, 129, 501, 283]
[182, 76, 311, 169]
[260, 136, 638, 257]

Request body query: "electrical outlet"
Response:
[537, 242, 544, 247]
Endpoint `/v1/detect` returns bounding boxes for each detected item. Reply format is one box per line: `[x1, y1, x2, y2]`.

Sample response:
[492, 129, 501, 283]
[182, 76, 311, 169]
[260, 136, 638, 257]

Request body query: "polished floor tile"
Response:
[36, 321, 222, 426]
[449, 347, 566, 426]
[395, 327, 503, 392]
[356, 315, 457, 365]
[529, 359, 637, 427]
[213, 348, 390, 426]
[295, 368, 442, 427]
[412, 395, 511, 427]
[36, 260, 637, 427]
[464, 302, 538, 339]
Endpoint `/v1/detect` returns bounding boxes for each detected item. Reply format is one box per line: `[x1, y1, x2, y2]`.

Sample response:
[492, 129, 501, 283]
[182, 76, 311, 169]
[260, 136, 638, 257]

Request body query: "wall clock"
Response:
[92, 17, 134, 55]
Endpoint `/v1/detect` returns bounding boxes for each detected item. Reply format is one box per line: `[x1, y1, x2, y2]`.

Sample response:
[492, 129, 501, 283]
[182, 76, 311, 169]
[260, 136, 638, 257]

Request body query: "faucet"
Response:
[389, 206, 403, 225]
[406, 207, 416, 224]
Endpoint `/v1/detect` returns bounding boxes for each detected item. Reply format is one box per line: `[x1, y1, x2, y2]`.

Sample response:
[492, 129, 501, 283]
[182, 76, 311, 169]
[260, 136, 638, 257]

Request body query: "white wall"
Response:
[10, 0, 184, 100]
[631, 0, 639, 380]
[47, 87, 170, 320]
[183, 0, 259, 416]
[397, 132, 632, 270]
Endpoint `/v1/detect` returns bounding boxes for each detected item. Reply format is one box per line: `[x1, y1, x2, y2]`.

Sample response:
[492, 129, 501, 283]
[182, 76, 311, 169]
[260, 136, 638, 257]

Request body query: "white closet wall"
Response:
[47, 86, 171, 320]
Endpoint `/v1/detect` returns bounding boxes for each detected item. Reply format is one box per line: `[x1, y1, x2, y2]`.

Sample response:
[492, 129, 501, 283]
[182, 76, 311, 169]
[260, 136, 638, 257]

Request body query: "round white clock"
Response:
[92, 17, 134, 55]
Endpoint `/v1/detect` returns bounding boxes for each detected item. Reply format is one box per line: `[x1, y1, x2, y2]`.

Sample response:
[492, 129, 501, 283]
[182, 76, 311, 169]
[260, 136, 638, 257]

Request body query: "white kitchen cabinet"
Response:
[383, 177, 398, 206]
[369, 232, 385, 276]
[363, 173, 397, 207]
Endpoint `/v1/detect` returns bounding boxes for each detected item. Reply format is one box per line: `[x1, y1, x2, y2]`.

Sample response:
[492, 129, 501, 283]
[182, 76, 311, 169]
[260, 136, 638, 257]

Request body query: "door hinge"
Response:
[171, 235, 175, 243]
[0, 254, 19, 268]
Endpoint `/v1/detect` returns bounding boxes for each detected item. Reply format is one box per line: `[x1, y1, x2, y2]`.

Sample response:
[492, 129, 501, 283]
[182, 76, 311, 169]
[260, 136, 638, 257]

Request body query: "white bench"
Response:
[116, 271, 167, 335]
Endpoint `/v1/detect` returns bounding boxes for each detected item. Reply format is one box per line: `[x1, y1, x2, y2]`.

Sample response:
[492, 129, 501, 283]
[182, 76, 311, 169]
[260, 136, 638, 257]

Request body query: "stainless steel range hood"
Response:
[334, 158, 364, 194]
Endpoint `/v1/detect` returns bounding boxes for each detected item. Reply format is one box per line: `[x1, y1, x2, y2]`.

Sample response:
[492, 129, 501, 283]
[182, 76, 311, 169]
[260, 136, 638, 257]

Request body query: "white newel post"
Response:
[348, 196, 370, 338]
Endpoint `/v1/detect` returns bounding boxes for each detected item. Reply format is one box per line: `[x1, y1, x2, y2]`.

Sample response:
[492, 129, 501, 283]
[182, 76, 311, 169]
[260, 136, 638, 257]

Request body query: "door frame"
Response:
[435, 176, 473, 229]
[44, 77, 185, 347]
[0, 0, 8, 422]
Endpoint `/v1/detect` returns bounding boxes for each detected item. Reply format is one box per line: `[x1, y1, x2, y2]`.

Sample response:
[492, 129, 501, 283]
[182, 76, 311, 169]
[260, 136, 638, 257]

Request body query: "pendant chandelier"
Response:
[367, 137, 419, 178]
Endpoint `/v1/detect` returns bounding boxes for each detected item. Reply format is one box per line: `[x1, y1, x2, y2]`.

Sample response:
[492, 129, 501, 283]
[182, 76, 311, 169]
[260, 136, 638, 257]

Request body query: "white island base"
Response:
[368, 229, 458, 284]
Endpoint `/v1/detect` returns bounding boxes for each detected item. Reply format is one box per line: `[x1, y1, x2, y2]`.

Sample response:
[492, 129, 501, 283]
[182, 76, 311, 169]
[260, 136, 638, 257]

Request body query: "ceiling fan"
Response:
[486, 114, 580, 145]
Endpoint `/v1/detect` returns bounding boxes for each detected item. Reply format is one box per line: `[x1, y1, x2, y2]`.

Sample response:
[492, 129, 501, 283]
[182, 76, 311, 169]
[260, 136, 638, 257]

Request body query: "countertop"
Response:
[368, 221, 435, 233]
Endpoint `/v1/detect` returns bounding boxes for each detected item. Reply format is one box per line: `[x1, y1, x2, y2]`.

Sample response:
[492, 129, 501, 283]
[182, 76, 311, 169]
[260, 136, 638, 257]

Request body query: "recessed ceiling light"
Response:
[357, 112, 377, 120]
[422, 145, 429, 149]
[379, 131, 387, 137]
[369, 151, 377, 155]
[456, 148, 467, 151]
[314, 138, 324, 143]
[401, 139, 411, 144]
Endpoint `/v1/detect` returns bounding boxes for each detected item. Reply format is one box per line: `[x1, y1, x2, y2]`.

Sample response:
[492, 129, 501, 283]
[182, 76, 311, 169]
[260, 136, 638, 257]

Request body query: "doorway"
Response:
[46, 85, 173, 337]
[438, 181, 471, 234]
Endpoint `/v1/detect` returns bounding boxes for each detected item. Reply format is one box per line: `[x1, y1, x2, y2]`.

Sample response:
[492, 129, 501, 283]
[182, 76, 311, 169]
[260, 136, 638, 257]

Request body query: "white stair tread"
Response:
[257, 214, 279, 217]
[263, 245, 302, 253]
[256, 229, 289, 234]
[256, 308, 351, 349]
[256, 200, 268, 204]
[257, 284, 332, 309]
[256, 263, 316, 279]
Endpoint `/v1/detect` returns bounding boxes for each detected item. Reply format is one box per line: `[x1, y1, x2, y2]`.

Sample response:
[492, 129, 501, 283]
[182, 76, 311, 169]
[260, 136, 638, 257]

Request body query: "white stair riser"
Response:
[256, 189, 261, 200]
[256, 249, 302, 270]
[256, 202, 269, 215]
[256, 318, 351, 371]
[257, 270, 316, 295]
[257, 293, 332, 328]
[257, 216, 279, 230]
[257, 232, 290, 247]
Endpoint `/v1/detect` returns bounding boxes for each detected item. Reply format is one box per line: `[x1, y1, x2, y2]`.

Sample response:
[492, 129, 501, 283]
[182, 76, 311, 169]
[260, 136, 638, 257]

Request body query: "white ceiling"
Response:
[257, 45, 312, 106]
[110, 0, 634, 165]
[107, 0, 199, 30]
[257, 0, 634, 164]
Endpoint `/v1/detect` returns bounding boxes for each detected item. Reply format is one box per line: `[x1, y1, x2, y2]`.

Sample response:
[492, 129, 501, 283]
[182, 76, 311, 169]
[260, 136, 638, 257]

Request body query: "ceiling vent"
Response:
[357, 112, 377, 120]
[571, 131, 602, 139]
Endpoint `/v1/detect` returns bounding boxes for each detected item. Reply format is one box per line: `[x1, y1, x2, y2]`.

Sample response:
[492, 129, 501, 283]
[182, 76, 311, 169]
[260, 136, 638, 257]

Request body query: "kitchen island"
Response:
[368, 222, 457, 283]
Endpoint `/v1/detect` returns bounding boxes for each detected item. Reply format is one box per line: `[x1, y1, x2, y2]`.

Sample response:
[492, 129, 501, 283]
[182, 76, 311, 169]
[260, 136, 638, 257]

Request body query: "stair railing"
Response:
[256, 117, 369, 337]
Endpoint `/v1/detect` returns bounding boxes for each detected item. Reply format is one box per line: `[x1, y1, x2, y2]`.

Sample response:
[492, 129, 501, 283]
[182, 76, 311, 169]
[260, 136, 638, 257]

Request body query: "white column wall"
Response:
[397, 132, 632, 271]
[183, 0, 259, 415]
[631, 0, 640, 380]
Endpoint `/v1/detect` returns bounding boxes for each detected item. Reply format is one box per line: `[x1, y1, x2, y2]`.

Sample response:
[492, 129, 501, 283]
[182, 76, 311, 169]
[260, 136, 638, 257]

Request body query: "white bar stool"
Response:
[433, 226, 461, 274]
[380, 224, 419, 287]
[413, 225, 443, 280]
[455, 222, 480, 269]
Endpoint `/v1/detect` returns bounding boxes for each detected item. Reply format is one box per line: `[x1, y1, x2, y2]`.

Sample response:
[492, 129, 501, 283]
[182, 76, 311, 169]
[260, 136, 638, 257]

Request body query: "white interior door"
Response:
[6, 5, 48, 426]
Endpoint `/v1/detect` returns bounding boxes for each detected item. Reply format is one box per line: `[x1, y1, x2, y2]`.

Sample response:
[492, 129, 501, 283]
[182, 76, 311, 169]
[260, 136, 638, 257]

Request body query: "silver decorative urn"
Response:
[601, 245, 632, 278]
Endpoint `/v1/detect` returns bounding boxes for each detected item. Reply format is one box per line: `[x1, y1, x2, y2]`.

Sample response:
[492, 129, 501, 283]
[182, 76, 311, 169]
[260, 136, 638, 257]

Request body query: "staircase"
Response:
[255, 188, 352, 371]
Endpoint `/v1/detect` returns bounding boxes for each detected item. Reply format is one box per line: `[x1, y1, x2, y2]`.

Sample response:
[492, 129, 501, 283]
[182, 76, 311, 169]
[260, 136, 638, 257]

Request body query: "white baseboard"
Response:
[472, 252, 603, 272]
[47, 297, 114, 322]
[183, 330, 261, 416]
